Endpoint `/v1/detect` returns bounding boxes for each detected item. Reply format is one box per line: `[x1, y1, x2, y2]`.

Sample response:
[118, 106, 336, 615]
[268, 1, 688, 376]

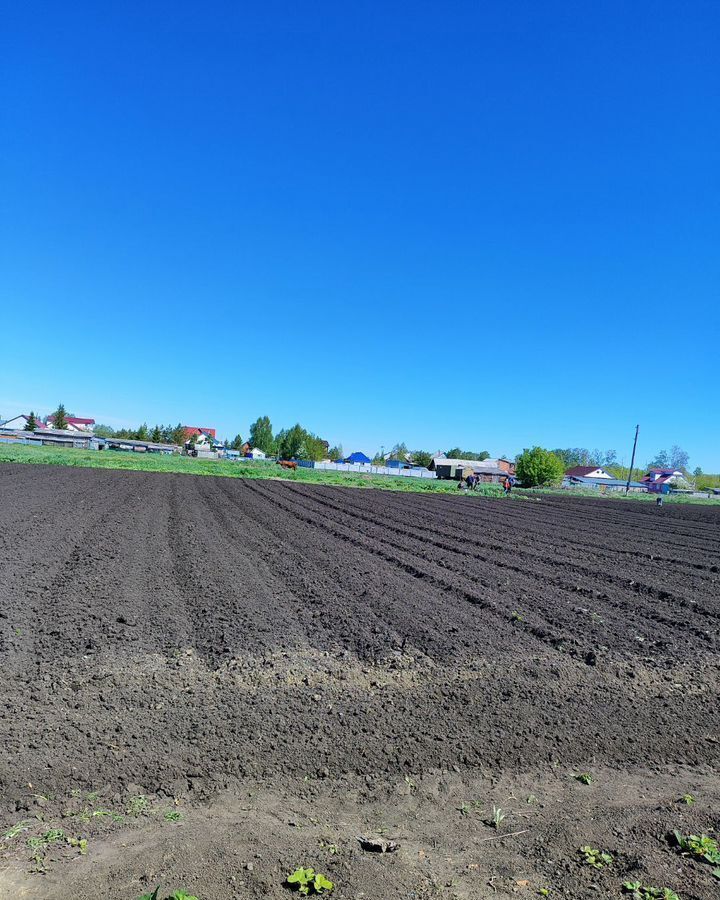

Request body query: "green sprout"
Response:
[286, 866, 334, 895]
[673, 831, 720, 864]
[579, 845, 613, 868]
[622, 882, 680, 900]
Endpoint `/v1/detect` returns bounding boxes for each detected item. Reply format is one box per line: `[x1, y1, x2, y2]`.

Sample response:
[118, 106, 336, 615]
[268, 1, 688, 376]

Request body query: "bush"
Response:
[516, 447, 564, 487]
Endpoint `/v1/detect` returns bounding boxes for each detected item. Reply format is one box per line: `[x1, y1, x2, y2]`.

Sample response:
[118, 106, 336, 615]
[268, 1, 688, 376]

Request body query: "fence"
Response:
[298, 460, 436, 479]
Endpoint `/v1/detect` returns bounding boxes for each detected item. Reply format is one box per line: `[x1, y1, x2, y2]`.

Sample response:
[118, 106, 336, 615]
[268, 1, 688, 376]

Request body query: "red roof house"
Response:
[183, 426, 217, 441]
[46, 415, 95, 432]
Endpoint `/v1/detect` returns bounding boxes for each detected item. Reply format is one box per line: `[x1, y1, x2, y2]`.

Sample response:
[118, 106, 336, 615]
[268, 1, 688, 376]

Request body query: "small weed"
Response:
[164, 811, 182, 822]
[319, 840, 339, 855]
[286, 866, 334, 894]
[67, 837, 88, 854]
[127, 795, 149, 817]
[680, 794, 695, 805]
[458, 803, 469, 816]
[491, 806, 506, 830]
[85, 791, 98, 802]
[538, 890, 551, 897]
[511, 611, 524, 622]
[673, 830, 720, 864]
[526, 794, 538, 805]
[579, 845, 613, 868]
[404, 775, 417, 792]
[3, 820, 32, 840]
[622, 882, 680, 900]
[574, 772, 593, 786]
[27, 828, 66, 849]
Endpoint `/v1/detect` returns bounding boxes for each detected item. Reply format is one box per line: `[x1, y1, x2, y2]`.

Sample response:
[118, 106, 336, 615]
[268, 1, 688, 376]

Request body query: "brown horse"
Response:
[278, 460, 298, 471]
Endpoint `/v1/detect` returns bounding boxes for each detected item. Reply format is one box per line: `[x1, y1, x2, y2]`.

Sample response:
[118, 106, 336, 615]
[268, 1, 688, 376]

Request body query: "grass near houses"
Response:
[1, 442, 719, 503]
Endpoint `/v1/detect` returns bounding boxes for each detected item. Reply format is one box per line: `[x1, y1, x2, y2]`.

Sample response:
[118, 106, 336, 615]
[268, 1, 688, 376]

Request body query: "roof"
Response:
[183, 426, 217, 437]
[565, 465, 609, 477]
[437, 458, 507, 470]
[646, 468, 683, 476]
[566, 475, 646, 488]
[0, 415, 47, 429]
[345, 451, 372, 464]
[47, 415, 95, 425]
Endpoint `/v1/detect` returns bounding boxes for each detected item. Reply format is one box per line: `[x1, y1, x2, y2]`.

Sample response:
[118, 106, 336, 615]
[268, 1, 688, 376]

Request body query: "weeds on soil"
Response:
[574, 772, 593, 785]
[286, 866, 334, 895]
[622, 882, 680, 900]
[579, 845, 613, 868]
[673, 830, 720, 864]
[491, 806, 506, 829]
[127, 795, 149, 816]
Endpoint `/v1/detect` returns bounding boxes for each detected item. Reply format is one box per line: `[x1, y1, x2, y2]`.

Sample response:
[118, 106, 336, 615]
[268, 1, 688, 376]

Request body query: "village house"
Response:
[46, 415, 96, 432]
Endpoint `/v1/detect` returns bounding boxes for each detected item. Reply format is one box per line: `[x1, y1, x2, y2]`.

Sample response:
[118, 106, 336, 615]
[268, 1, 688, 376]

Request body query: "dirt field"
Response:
[1, 463, 718, 899]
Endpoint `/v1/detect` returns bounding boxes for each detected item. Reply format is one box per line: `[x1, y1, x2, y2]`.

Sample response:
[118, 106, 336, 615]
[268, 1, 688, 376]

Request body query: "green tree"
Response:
[170, 423, 187, 445]
[328, 444, 344, 461]
[249, 415, 275, 454]
[230, 433, 244, 450]
[24, 411, 38, 431]
[276, 424, 305, 460]
[150, 424, 162, 443]
[92, 424, 116, 438]
[446, 448, 490, 461]
[515, 446, 564, 487]
[135, 423, 149, 441]
[410, 450, 433, 468]
[51, 403, 69, 430]
[648, 449, 670, 469]
[693, 466, 703, 477]
[301, 432, 328, 461]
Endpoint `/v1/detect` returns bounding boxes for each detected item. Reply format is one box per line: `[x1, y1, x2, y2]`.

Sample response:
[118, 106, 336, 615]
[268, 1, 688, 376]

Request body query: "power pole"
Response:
[625, 424, 639, 495]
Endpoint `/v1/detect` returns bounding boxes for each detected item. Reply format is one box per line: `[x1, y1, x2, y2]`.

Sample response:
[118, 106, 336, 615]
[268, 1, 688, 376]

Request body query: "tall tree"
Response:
[648, 449, 670, 469]
[24, 411, 38, 431]
[515, 447, 564, 487]
[446, 447, 490, 461]
[249, 416, 275, 454]
[51, 403, 68, 429]
[150, 424, 162, 443]
[669, 444, 690, 471]
[328, 445, 344, 461]
[170, 423, 187, 445]
[93, 424, 116, 438]
[410, 450, 433, 468]
[230, 434, 244, 450]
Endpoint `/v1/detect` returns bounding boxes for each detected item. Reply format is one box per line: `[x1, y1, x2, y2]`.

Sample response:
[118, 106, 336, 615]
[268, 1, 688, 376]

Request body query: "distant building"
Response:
[642, 468, 692, 492]
[249, 447, 266, 459]
[0, 414, 46, 431]
[563, 473, 646, 493]
[565, 465, 613, 479]
[343, 451, 372, 464]
[46, 415, 95, 432]
[183, 426, 217, 442]
[432, 457, 515, 482]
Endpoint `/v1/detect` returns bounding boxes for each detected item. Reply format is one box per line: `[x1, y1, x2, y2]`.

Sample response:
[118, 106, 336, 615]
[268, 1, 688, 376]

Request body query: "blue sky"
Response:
[1, 2, 718, 468]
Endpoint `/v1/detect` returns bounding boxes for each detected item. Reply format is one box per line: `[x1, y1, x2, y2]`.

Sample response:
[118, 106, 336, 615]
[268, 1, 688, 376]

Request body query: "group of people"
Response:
[459, 473, 516, 495]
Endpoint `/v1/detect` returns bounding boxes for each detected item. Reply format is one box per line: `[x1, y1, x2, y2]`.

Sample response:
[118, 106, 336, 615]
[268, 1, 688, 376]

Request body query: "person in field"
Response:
[503, 475, 512, 496]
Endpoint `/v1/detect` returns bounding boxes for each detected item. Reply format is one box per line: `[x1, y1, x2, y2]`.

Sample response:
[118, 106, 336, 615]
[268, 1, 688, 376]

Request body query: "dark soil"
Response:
[0, 463, 718, 899]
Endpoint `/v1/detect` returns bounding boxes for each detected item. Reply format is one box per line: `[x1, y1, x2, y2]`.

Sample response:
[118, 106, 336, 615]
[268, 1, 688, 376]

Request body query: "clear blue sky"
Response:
[1, 2, 718, 468]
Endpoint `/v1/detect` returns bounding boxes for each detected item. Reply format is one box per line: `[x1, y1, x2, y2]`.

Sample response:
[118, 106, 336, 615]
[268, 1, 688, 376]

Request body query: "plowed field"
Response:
[1, 463, 718, 899]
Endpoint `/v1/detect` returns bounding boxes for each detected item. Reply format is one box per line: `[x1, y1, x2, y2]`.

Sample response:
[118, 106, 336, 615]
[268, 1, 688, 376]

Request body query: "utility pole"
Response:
[625, 424, 639, 495]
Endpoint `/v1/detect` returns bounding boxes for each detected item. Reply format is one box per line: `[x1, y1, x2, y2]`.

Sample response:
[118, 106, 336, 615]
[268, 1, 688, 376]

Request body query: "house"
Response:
[642, 468, 692, 493]
[565, 465, 613, 479]
[0, 414, 47, 431]
[563, 474, 646, 493]
[248, 447, 266, 460]
[433, 457, 515, 482]
[343, 451, 372, 465]
[46, 415, 95, 432]
[183, 426, 217, 442]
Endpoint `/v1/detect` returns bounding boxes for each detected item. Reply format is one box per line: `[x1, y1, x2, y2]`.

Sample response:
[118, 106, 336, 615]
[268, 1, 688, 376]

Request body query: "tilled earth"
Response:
[0, 463, 718, 899]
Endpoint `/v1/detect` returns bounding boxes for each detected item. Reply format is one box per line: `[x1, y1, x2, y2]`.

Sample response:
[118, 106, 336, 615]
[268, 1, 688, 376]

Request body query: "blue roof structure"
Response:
[344, 451, 371, 464]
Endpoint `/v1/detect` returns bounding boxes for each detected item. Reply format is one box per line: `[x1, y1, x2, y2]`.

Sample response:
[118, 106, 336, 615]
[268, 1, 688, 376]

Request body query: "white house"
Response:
[0, 414, 45, 431]
[564, 466, 613, 479]
[249, 447, 266, 459]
